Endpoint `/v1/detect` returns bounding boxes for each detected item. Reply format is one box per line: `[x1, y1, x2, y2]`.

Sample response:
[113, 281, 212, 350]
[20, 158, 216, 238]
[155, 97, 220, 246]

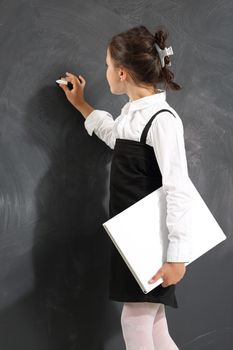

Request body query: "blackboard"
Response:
[0, 1, 232, 349]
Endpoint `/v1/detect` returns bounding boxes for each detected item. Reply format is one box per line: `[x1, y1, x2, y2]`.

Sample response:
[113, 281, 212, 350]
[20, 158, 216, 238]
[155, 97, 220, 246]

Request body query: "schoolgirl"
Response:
[59, 25, 194, 350]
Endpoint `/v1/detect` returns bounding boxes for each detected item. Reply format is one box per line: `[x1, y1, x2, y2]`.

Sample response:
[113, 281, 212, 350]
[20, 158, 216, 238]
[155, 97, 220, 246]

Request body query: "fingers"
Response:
[161, 274, 184, 288]
[58, 72, 86, 93]
[78, 74, 85, 84]
[161, 280, 170, 288]
[148, 268, 164, 284]
[148, 262, 186, 288]
[66, 72, 85, 85]
[64, 74, 75, 83]
[59, 82, 69, 93]
[58, 74, 78, 95]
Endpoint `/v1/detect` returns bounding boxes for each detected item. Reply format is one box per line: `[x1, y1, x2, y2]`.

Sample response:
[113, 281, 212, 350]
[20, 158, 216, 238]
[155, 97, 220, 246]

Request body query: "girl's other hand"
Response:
[148, 262, 186, 287]
[59, 72, 86, 111]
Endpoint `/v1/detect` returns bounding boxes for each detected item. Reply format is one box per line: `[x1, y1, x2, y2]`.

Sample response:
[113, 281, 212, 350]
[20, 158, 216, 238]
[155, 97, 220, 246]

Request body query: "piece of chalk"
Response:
[56, 79, 73, 90]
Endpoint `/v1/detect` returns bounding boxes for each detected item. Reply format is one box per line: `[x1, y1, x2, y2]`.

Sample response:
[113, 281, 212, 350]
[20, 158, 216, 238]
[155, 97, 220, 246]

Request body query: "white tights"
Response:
[121, 302, 179, 350]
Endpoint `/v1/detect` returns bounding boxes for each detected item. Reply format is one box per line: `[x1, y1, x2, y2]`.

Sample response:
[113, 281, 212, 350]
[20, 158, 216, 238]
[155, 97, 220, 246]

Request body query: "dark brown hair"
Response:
[107, 25, 182, 91]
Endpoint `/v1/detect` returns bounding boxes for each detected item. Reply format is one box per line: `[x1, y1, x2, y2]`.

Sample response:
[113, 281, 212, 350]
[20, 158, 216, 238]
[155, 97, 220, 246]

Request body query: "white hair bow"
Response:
[154, 43, 174, 68]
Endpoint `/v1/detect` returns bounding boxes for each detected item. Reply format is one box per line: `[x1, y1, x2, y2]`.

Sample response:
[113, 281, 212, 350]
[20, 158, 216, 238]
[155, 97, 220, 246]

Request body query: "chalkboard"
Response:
[0, 1, 232, 349]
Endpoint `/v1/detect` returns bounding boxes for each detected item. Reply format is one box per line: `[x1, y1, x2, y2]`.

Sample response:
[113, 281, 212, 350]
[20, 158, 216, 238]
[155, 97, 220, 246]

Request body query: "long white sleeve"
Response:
[84, 109, 118, 150]
[149, 112, 194, 263]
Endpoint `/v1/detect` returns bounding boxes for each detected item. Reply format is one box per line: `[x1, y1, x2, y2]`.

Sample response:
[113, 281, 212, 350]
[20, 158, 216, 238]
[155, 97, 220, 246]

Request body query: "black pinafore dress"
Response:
[108, 109, 178, 308]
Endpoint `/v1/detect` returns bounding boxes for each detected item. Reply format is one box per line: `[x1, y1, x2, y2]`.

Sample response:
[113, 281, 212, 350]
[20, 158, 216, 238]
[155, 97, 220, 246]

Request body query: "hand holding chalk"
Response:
[57, 72, 86, 110]
[56, 78, 74, 90]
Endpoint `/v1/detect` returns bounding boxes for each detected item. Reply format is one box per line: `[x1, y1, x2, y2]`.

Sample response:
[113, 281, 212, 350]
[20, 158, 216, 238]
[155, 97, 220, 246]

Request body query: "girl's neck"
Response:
[128, 88, 160, 102]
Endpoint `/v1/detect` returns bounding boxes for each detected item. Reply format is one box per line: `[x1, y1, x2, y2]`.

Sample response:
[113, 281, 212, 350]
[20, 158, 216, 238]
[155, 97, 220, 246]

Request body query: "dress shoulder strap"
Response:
[140, 108, 176, 144]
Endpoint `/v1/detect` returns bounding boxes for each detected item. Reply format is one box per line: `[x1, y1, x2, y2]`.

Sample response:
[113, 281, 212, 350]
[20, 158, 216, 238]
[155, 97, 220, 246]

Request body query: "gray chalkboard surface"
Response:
[0, 1, 232, 349]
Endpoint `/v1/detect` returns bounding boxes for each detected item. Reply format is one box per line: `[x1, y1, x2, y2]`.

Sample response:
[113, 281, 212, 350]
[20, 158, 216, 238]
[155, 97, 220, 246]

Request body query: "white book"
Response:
[102, 179, 227, 294]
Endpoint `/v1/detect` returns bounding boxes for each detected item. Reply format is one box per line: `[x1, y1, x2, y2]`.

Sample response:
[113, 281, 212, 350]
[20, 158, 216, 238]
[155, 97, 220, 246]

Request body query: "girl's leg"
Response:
[152, 303, 179, 350]
[120, 302, 160, 350]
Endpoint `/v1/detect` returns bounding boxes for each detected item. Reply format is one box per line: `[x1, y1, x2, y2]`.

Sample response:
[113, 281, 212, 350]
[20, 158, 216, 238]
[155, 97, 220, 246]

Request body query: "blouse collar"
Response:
[121, 89, 166, 114]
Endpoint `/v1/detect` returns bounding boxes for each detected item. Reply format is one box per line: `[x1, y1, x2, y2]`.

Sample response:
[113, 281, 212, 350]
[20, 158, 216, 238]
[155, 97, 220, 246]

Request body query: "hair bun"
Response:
[154, 27, 168, 50]
[153, 27, 171, 67]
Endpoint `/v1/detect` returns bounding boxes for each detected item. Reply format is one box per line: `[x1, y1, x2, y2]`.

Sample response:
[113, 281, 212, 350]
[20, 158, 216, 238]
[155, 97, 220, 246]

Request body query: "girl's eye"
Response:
[105, 64, 108, 67]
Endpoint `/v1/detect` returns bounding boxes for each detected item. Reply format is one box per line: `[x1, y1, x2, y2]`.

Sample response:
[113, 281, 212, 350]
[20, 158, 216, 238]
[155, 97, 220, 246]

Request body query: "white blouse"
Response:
[84, 90, 194, 263]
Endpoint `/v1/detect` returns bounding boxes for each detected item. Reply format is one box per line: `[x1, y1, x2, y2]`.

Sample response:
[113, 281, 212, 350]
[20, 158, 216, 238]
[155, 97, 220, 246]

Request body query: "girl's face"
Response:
[106, 47, 126, 95]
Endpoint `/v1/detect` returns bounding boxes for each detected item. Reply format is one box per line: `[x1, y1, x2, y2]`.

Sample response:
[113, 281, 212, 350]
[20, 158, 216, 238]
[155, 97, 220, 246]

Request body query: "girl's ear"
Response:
[119, 67, 127, 81]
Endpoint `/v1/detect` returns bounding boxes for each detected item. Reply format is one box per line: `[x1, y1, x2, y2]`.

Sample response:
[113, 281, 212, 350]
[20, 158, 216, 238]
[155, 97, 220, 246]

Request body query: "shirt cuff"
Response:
[166, 241, 192, 263]
[84, 109, 109, 136]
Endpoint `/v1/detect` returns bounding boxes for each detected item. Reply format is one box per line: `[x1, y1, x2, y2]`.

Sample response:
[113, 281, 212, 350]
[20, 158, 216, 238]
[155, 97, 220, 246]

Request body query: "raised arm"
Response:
[58, 72, 117, 149]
